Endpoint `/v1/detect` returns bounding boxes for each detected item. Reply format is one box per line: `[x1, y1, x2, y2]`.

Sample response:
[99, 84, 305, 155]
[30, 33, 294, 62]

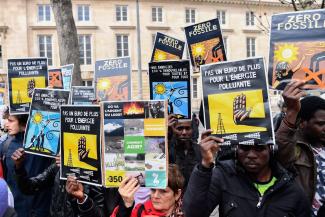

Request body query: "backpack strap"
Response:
[137, 204, 145, 217]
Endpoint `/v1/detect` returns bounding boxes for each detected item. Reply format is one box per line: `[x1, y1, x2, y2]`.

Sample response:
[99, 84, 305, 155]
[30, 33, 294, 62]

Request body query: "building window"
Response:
[116, 5, 128, 21]
[82, 80, 93, 86]
[246, 37, 256, 57]
[38, 35, 53, 66]
[185, 9, 196, 23]
[217, 10, 226, 25]
[79, 35, 92, 65]
[246, 11, 255, 26]
[192, 77, 198, 99]
[152, 7, 163, 22]
[38, 4, 51, 22]
[0, 45, 2, 68]
[116, 35, 129, 57]
[78, 5, 90, 21]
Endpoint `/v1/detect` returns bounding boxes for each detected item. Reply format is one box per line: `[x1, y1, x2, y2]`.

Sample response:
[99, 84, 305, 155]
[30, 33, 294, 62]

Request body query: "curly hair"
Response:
[298, 96, 325, 121]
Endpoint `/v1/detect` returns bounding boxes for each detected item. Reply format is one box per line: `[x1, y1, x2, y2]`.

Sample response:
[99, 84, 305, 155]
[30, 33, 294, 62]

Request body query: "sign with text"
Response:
[149, 60, 191, 119]
[24, 88, 70, 158]
[185, 18, 227, 72]
[7, 58, 48, 114]
[151, 32, 185, 62]
[201, 57, 274, 146]
[71, 86, 95, 105]
[95, 57, 131, 101]
[60, 105, 102, 186]
[102, 100, 167, 188]
[269, 9, 325, 90]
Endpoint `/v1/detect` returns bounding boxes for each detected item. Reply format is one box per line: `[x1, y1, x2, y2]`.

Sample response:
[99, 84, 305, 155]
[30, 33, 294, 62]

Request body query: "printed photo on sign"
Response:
[7, 58, 48, 114]
[61, 64, 73, 90]
[185, 18, 227, 72]
[48, 69, 63, 89]
[269, 9, 325, 90]
[102, 100, 167, 188]
[95, 57, 131, 101]
[201, 57, 274, 146]
[24, 89, 70, 157]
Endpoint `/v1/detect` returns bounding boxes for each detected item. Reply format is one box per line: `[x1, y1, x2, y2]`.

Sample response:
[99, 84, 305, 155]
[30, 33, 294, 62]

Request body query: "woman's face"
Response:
[150, 187, 181, 214]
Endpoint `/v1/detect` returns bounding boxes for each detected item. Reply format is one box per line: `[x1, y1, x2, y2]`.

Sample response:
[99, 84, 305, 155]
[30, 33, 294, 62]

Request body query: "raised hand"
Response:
[11, 148, 26, 170]
[199, 130, 224, 168]
[66, 176, 85, 202]
[118, 176, 140, 208]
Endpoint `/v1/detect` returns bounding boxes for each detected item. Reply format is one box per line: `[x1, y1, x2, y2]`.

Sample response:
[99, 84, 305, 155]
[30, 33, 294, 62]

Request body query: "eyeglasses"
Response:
[238, 145, 268, 152]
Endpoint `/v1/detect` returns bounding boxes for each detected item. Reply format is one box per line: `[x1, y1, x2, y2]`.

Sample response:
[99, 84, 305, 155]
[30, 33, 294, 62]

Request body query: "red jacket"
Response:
[111, 199, 184, 217]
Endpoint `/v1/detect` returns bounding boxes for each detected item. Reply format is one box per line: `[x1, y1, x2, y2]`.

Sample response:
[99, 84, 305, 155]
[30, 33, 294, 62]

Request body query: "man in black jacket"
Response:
[11, 148, 119, 217]
[183, 130, 310, 217]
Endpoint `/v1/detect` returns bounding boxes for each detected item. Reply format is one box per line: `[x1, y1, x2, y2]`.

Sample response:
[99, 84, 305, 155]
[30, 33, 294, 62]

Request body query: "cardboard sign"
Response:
[102, 100, 167, 188]
[60, 105, 102, 186]
[185, 18, 227, 72]
[201, 57, 274, 146]
[71, 86, 95, 105]
[269, 9, 325, 90]
[95, 57, 131, 101]
[151, 32, 185, 62]
[24, 88, 70, 157]
[149, 60, 191, 119]
[7, 58, 48, 114]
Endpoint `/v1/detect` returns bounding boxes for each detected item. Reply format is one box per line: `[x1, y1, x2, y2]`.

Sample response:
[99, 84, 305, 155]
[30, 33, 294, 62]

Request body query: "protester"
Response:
[272, 97, 287, 132]
[183, 129, 310, 217]
[11, 148, 111, 217]
[276, 80, 325, 216]
[168, 114, 201, 186]
[111, 164, 184, 217]
[0, 178, 16, 217]
[0, 109, 52, 217]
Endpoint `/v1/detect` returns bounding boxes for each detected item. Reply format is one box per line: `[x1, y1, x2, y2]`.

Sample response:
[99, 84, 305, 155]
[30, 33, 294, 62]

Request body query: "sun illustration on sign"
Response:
[154, 50, 167, 61]
[274, 44, 299, 64]
[32, 112, 43, 124]
[97, 79, 112, 91]
[192, 43, 205, 57]
[154, 83, 166, 95]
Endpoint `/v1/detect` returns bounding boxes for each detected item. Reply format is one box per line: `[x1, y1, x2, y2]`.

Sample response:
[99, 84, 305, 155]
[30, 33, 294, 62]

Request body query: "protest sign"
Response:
[149, 60, 191, 119]
[95, 57, 131, 101]
[151, 32, 185, 62]
[102, 100, 167, 188]
[61, 64, 73, 90]
[7, 58, 48, 114]
[23, 88, 70, 157]
[185, 18, 227, 72]
[71, 86, 95, 105]
[201, 57, 274, 146]
[269, 9, 325, 90]
[48, 68, 63, 89]
[60, 105, 102, 186]
[0, 83, 5, 105]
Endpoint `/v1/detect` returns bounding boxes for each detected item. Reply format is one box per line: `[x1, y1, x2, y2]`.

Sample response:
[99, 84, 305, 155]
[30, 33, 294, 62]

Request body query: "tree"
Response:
[50, 0, 82, 86]
[279, 0, 325, 11]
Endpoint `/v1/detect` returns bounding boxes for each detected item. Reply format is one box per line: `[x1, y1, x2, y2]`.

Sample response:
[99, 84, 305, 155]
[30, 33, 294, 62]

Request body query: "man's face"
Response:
[302, 110, 325, 144]
[173, 121, 192, 141]
[237, 145, 270, 174]
[5, 116, 23, 135]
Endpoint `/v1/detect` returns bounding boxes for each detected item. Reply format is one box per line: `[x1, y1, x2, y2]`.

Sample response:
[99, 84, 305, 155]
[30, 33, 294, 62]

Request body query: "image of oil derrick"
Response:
[233, 93, 252, 125]
[67, 149, 73, 167]
[15, 90, 22, 104]
[77, 136, 98, 168]
[216, 113, 226, 135]
[27, 79, 36, 98]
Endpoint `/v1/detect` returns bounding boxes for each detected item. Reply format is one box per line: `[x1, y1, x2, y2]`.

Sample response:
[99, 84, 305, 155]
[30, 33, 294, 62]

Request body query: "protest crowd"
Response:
[1, 7, 325, 217]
